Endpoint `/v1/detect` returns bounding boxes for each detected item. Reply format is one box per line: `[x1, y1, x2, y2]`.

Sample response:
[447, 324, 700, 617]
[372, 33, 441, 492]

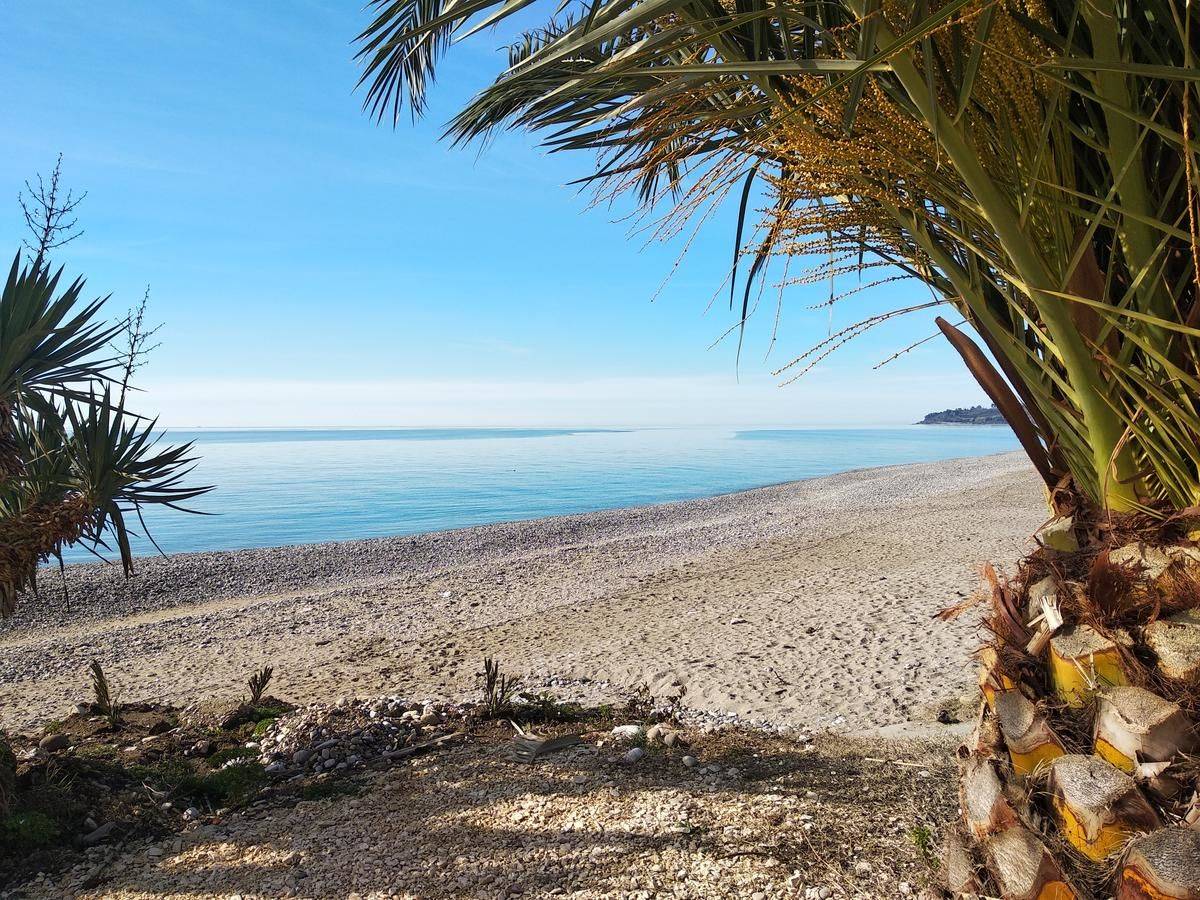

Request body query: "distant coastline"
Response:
[918, 404, 1005, 425]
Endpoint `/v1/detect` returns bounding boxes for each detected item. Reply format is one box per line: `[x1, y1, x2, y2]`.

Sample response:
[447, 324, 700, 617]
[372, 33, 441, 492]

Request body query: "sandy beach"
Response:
[0, 452, 1043, 737]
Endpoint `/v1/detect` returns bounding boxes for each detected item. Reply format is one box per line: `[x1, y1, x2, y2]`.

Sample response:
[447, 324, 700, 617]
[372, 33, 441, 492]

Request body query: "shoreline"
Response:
[2, 451, 1042, 737]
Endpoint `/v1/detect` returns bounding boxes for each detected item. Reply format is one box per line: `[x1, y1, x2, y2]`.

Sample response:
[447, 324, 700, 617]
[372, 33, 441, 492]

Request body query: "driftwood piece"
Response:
[382, 731, 465, 761]
[1117, 827, 1200, 899]
[1048, 754, 1161, 861]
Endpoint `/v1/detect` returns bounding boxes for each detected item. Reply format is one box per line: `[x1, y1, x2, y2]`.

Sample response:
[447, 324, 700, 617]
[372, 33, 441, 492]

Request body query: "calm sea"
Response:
[73, 426, 1019, 561]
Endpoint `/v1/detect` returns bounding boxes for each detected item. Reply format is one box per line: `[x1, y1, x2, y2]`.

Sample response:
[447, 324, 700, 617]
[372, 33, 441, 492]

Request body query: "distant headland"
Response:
[918, 404, 1005, 425]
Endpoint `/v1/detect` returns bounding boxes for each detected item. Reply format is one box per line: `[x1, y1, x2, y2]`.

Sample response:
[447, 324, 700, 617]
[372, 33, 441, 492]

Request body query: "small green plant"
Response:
[196, 762, 266, 806]
[143, 758, 266, 808]
[478, 657, 519, 719]
[251, 717, 277, 738]
[205, 746, 257, 767]
[0, 811, 59, 853]
[247, 666, 273, 706]
[909, 825, 937, 867]
[89, 661, 119, 727]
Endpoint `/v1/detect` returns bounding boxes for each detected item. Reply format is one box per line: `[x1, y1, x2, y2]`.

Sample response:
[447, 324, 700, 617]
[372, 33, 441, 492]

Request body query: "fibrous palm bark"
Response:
[948, 527, 1200, 898]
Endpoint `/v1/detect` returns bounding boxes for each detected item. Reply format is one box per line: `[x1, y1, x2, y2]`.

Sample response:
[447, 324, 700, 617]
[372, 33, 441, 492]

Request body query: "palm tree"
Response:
[355, 0, 1200, 895]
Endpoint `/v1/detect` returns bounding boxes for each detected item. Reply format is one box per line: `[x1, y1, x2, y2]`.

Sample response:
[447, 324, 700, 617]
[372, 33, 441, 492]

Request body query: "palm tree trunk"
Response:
[952, 530, 1200, 899]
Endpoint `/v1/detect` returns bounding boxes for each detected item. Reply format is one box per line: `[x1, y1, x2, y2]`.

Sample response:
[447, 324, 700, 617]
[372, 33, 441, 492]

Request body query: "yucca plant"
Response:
[1, 170, 209, 817]
[356, 0, 1200, 895]
[0, 256, 209, 614]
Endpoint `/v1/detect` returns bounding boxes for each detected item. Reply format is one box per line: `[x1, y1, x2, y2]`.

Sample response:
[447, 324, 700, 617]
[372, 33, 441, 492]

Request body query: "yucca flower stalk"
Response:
[357, 0, 1200, 895]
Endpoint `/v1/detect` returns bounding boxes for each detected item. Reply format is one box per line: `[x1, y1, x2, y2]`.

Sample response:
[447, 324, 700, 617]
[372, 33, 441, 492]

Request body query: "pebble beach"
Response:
[2, 451, 1049, 899]
[1, 451, 1043, 737]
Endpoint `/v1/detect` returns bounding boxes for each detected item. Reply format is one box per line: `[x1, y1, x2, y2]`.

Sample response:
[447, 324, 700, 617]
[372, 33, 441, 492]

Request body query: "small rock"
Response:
[611, 725, 643, 741]
[265, 762, 285, 774]
[183, 808, 202, 821]
[83, 817, 98, 831]
[146, 846, 163, 858]
[82, 822, 118, 846]
[192, 739, 213, 756]
[38, 733, 70, 753]
[854, 860, 871, 874]
[682, 756, 697, 768]
[292, 749, 312, 765]
[623, 747, 646, 764]
[899, 882, 913, 896]
[571, 773, 589, 785]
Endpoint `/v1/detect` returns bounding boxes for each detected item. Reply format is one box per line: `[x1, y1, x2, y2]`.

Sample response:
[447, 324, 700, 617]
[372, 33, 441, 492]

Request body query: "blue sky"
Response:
[3, 0, 990, 427]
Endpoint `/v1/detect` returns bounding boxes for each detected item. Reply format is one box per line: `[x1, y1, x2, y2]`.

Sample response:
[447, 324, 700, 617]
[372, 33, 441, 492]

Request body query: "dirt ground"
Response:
[12, 719, 957, 900]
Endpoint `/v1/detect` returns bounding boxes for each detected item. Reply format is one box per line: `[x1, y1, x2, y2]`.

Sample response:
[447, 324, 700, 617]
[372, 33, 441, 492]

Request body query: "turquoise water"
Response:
[74, 426, 1020, 560]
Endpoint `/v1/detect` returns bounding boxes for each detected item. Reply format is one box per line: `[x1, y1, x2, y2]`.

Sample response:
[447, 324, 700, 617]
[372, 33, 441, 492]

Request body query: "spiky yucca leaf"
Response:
[0, 252, 210, 615]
